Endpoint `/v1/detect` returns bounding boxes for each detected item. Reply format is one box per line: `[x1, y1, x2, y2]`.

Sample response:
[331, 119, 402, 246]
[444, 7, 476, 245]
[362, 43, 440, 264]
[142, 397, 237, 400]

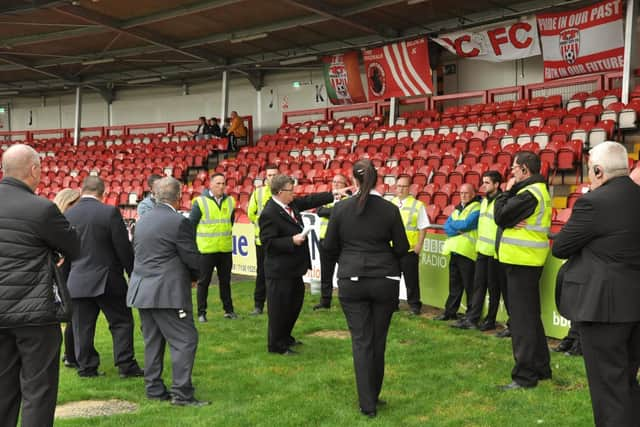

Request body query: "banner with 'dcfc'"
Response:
[537, 0, 624, 81]
[432, 17, 541, 62]
[362, 37, 433, 100]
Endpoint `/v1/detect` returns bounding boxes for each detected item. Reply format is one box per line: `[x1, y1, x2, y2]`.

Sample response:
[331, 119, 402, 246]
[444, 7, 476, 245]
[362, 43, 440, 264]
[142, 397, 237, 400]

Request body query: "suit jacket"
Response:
[323, 193, 409, 278]
[259, 192, 332, 279]
[65, 197, 133, 298]
[127, 204, 200, 310]
[552, 176, 640, 322]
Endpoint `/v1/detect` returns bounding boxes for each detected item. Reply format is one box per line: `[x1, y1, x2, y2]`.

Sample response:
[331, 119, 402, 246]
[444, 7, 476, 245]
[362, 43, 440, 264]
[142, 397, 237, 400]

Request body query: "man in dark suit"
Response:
[0, 144, 80, 427]
[259, 175, 336, 355]
[127, 177, 209, 406]
[553, 141, 640, 427]
[66, 176, 142, 378]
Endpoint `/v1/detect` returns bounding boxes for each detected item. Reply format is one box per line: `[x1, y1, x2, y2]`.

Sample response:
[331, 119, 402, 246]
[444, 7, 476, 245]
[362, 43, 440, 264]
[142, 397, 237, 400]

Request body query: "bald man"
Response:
[0, 144, 80, 427]
[437, 184, 481, 321]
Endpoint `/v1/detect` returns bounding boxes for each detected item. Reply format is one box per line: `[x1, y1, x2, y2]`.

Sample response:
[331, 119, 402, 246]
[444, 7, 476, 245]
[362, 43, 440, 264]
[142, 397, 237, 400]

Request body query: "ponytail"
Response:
[352, 159, 377, 215]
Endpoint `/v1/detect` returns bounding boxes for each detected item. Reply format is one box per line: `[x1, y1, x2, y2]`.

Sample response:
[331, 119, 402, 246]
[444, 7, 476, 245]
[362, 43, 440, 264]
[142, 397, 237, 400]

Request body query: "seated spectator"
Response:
[208, 118, 222, 137]
[190, 116, 211, 141]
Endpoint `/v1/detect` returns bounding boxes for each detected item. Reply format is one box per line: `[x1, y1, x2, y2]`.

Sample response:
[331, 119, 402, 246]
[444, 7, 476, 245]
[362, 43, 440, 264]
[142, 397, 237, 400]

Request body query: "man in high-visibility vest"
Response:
[494, 151, 552, 390]
[452, 170, 507, 331]
[390, 175, 430, 315]
[314, 174, 350, 310]
[247, 164, 279, 315]
[189, 173, 236, 322]
[436, 183, 481, 321]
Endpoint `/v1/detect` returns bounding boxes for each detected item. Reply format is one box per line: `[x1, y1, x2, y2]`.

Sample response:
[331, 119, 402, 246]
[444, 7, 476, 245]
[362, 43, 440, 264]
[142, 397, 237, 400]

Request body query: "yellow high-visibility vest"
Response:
[442, 200, 480, 261]
[247, 185, 271, 246]
[498, 182, 551, 267]
[391, 195, 424, 249]
[476, 196, 498, 257]
[318, 201, 335, 239]
[194, 195, 235, 253]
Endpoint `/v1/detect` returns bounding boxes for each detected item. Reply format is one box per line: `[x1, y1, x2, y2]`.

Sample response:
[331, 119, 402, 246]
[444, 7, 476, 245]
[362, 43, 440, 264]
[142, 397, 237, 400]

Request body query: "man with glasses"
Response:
[259, 175, 338, 355]
[390, 175, 429, 315]
[494, 151, 552, 390]
[314, 174, 351, 310]
[437, 183, 481, 321]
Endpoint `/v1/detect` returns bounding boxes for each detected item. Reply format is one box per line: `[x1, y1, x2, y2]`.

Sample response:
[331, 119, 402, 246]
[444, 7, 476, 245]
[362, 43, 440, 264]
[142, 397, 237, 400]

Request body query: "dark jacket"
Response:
[65, 197, 134, 298]
[494, 174, 547, 253]
[552, 176, 640, 322]
[259, 192, 333, 279]
[323, 193, 409, 278]
[0, 177, 80, 327]
[127, 203, 200, 310]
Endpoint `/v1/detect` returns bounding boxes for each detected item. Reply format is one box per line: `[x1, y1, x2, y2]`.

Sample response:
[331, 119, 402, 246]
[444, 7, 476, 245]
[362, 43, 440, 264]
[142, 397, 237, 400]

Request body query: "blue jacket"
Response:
[444, 197, 481, 237]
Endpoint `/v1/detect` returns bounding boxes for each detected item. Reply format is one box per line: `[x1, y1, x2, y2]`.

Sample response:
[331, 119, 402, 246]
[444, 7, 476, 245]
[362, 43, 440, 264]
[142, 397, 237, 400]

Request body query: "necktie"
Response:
[285, 206, 297, 222]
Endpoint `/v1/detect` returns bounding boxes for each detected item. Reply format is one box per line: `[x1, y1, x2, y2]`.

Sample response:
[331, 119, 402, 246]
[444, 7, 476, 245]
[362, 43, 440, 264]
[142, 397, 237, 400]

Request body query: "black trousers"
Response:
[196, 252, 233, 315]
[444, 253, 475, 317]
[63, 322, 76, 363]
[339, 277, 398, 414]
[400, 252, 422, 310]
[72, 292, 138, 376]
[505, 264, 550, 387]
[266, 277, 305, 353]
[254, 244, 267, 310]
[467, 254, 504, 324]
[139, 309, 198, 401]
[577, 321, 640, 427]
[0, 325, 61, 427]
[318, 239, 337, 305]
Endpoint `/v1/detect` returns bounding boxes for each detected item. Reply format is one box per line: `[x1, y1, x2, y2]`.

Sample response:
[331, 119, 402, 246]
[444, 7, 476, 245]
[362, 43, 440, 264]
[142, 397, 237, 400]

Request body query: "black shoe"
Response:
[410, 307, 422, 315]
[360, 408, 377, 418]
[170, 397, 211, 407]
[250, 307, 263, 316]
[479, 321, 497, 331]
[500, 381, 534, 391]
[451, 319, 478, 330]
[313, 303, 330, 311]
[120, 366, 144, 379]
[78, 370, 105, 378]
[223, 312, 238, 319]
[434, 313, 456, 321]
[495, 328, 512, 338]
[148, 392, 171, 401]
[289, 340, 303, 347]
[62, 355, 78, 369]
[553, 337, 574, 353]
[538, 372, 552, 381]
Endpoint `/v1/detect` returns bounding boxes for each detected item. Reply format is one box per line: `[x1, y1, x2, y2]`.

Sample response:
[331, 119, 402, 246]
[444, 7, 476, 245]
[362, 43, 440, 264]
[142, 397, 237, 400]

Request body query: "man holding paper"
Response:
[259, 175, 344, 355]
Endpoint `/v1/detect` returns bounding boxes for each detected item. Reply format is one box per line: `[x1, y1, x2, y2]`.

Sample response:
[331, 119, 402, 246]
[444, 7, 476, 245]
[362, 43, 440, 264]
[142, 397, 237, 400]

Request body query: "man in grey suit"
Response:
[127, 177, 209, 407]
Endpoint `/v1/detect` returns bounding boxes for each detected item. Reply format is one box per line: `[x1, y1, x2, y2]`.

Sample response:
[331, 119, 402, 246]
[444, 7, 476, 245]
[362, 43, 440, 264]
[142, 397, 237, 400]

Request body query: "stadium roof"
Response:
[0, 0, 596, 98]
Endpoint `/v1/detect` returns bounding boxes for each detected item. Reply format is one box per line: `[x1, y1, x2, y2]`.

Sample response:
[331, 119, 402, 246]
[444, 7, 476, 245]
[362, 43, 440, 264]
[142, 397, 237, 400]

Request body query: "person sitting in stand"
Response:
[190, 116, 211, 141]
[208, 118, 222, 138]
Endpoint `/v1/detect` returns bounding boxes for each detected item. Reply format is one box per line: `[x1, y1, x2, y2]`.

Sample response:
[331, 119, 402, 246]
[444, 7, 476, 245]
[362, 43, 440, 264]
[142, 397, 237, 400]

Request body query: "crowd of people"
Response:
[0, 140, 638, 426]
[189, 111, 247, 151]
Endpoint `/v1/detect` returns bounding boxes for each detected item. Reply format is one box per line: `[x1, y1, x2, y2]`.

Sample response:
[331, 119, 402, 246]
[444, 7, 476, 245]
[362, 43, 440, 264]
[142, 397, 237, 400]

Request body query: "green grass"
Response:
[56, 280, 593, 426]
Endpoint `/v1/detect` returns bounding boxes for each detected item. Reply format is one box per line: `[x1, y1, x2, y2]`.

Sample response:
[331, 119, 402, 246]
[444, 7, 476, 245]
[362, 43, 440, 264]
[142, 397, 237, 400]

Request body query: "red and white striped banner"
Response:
[537, 0, 624, 81]
[362, 37, 433, 100]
